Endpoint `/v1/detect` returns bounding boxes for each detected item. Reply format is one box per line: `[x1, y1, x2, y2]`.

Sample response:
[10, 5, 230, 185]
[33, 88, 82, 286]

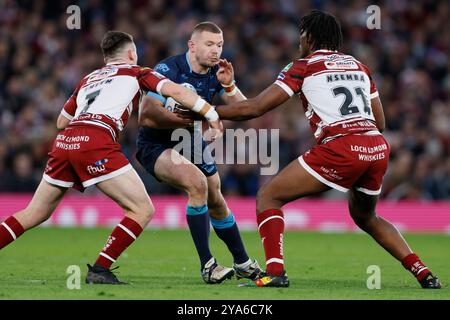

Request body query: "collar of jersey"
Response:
[184, 51, 212, 78]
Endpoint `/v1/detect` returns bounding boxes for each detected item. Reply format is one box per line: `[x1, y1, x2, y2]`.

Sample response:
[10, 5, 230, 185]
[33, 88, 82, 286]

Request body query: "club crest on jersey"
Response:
[325, 60, 358, 70]
[155, 63, 170, 73]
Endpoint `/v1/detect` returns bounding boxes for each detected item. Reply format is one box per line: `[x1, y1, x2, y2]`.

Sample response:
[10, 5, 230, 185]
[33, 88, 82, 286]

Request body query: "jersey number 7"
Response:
[81, 89, 102, 114]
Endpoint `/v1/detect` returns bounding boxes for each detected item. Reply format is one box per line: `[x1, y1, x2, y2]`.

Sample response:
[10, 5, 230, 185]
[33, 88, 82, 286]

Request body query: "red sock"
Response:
[0, 216, 25, 250]
[257, 209, 285, 276]
[95, 217, 143, 269]
[401, 253, 430, 281]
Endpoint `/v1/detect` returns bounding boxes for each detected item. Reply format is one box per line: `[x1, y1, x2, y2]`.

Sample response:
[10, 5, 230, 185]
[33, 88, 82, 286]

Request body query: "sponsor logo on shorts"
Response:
[350, 144, 388, 162]
[87, 165, 106, 175]
[55, 135, 90, 151]
[95, 159, 109, 166]
[350, 144, 387, 153]
[87, 159, 109, 175]
[56, 141, 80, 150]
[320, 166, 343, 181]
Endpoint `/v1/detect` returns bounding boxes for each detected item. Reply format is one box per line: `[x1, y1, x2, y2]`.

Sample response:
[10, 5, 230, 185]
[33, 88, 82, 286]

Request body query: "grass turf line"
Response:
[0, 228, 448, 299]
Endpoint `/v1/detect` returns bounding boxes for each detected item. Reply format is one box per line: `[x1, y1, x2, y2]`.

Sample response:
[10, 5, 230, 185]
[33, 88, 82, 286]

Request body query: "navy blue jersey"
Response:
[138, 52, 225, 142]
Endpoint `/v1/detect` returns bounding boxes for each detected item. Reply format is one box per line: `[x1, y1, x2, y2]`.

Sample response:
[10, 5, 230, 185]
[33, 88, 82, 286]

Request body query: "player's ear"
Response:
[127, 48, 136, 64]
[188, 39, 195, 52]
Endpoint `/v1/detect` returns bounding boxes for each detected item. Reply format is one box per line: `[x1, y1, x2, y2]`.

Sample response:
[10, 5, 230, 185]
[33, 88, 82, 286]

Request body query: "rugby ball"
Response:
[164, 82, 197, 112]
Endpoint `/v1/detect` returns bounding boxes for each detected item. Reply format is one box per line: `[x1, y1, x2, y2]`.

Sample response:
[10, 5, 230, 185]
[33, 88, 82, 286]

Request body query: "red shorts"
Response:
[299, 133, 390, 195]
[43, 125, 131, 191]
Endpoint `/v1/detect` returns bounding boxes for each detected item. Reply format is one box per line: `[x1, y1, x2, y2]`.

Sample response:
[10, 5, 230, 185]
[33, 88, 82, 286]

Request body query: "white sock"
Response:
[235, 258, 252, 269]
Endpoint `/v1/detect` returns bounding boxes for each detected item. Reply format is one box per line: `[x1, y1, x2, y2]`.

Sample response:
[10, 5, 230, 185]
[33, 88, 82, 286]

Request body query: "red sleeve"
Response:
[361, 64, 378, 99]
[274, 60, 307, 96]
[61, 81, 82, 120]
[137, 67, 169, 95]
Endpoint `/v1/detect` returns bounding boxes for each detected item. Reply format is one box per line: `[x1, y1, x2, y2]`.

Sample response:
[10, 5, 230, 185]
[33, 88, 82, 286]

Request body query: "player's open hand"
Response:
[216, 59, 234, 86]
[204, 119, 224, 142]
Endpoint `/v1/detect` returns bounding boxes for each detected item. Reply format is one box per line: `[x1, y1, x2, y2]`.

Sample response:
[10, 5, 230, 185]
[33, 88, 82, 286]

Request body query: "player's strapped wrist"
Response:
[222, 80, 238, 96]
[204, 107, 219, 122]
[192, 97, 219, 121]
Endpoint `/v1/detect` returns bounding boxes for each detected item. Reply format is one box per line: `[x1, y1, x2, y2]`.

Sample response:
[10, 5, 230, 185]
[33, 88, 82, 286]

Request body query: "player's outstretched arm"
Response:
[160, 81, 223, 139]
[371, 96, 385, 133]
[138, 95, 194, 129]
[215, 84, 290, 121]
[216, 59, 247, 103]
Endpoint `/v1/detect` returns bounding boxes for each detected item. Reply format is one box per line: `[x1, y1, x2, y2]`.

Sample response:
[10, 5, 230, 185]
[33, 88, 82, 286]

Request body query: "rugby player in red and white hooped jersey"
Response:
[0, 31, 223, 284]
[216, 11, 441, 289]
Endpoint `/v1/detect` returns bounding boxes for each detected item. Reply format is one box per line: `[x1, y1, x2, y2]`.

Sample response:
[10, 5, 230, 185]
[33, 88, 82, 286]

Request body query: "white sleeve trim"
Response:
[370, 91, 379, 99]
[61, 109, 74, 120]
[274, 80, 295, 97]
[156, 79, 170, 95]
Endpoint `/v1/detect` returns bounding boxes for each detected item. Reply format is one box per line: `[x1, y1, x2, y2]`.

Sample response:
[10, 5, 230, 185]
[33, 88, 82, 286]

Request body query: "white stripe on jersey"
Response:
[61, 109, 74, 120]
[75, 120, 117, 141]
[274, 80, 294, 97]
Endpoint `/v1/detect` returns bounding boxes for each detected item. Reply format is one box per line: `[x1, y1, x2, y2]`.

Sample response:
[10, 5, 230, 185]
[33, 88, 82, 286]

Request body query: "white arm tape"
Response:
[192, 97, 206, 112]
[226, 86, 238, 96]
[204, 108, 219, 122]
[221, 80, 236, 88]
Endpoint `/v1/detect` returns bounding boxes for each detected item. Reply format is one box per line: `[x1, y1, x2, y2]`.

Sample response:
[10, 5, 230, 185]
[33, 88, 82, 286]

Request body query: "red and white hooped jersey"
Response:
[61, 63, 169, 140]
[275, 50, 380, 144]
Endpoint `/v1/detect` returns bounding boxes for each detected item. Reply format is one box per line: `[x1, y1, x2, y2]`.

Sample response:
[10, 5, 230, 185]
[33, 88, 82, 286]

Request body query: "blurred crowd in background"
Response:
[0, 0, 449, 200]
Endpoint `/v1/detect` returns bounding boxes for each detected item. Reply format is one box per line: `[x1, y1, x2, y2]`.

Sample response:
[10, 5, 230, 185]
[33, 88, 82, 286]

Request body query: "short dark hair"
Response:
[192, 21, 222, 35]
[101, 31, 134, 59]
[299, 10, 343, 51]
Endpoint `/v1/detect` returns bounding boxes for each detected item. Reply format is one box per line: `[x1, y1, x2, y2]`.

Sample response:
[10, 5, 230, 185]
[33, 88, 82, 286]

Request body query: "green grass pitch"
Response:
[0, 227, 449, 299]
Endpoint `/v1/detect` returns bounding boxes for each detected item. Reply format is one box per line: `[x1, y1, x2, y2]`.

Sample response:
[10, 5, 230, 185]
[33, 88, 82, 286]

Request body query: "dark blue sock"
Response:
[186, 204, 213, 269]
[211, 211, 249, 264]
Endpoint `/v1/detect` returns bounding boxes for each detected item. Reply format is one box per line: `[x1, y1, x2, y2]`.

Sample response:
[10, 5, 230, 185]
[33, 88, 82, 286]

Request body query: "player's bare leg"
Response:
[85, 168, 155, 285]
[207, 173, 262, 280]
[155, 149, 208, 207]
[96, 168, 155, 228]
[154, 149, 234, 283]
[243, 159, 329, 287]
[348, 189, 441, 288]
[0, 179, 67, 250]
[348, 190, 412, 259]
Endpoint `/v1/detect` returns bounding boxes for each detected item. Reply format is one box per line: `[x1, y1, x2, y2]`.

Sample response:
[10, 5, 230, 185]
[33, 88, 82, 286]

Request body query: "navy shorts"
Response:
[136, 137, 218, 181]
